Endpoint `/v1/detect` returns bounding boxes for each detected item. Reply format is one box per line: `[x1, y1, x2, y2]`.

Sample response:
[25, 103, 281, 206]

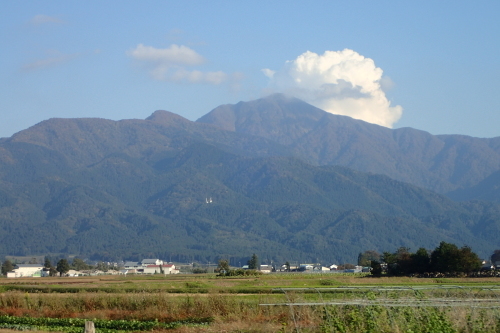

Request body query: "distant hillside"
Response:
[198, 94, 500, 194]
[1, 107, 500, 263]
[448, 169, 500, 202]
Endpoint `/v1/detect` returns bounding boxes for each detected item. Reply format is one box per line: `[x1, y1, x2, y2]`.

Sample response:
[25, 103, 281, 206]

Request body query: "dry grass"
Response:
[1, 274, 500, 332]
[168, 321, 284, 333]
[0, 328, 57, 333]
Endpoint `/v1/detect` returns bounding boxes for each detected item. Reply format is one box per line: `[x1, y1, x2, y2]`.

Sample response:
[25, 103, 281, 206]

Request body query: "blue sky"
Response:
[1, 1, 499, 138]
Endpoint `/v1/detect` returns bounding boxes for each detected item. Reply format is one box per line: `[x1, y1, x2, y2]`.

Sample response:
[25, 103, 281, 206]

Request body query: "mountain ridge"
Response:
[197, 94, 500, 194]
[0, 94, 499, 263]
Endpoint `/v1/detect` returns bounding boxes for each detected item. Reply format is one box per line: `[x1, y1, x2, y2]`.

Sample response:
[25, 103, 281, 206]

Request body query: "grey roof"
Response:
[124, 261, 140, 267]
[15, 264, 43, 268]
[141, 259, 160, 264]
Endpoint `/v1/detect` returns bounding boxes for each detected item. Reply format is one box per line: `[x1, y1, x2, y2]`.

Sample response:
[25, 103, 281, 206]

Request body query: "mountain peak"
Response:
[196, 94, 327, 133]
[146, 110, 189, 125]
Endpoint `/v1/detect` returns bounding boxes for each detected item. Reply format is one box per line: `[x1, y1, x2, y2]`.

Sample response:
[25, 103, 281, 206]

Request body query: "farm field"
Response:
[0, 273, 500, 332]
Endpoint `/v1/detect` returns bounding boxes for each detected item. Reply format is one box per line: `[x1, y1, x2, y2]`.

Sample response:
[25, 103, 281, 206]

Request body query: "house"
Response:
[279, 264, 299, 272]
[344, 265, 363, 273]
[143, 264, 179, 274]
[314, 266, 331, 272]
[141, 259, 163, 266]
[123, 259, 178, 274]
[66, 270, 81, 277]
[143, 265, 163, 274]
[124, 261, 142, 270]
[7, 264, 44, 278]
[299, 264, 314, 271]
[163, 264, 179, 274]
[259, 265, 273, 273]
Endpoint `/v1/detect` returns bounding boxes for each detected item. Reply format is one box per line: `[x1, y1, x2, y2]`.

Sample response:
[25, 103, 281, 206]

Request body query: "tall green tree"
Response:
[1, 260, 14, 275]
[458, 246, 481, 273]
[216, 259, 230, 276]
[96, 261, 109, 272]
[247, 254, 259, 270]
[370, 260, 382, 276]
[411, 247, 431, 274]
[285, 261, 291, 272]
[395, 247, 413, 276]
[431, 241, 461, 273]
[358, 250, 381, 267]
[382, 251, 397, 275]
[430, 242, 481, 274]
[490, 250, 500, 266]
[72, 258, 89, 271]
[56, 259, 70, 276]
[49, 266, 58, 277]
[44, 257, 52, 269]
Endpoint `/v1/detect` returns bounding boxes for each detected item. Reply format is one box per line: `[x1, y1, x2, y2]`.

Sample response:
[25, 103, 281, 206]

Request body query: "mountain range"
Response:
[198, 94, 500, 195]
[0, 94, 499, 264]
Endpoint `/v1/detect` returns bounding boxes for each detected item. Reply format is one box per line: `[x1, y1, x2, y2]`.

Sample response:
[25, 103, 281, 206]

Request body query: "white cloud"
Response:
[129, 44, 204, 66]
[170, 69, 228, 84]
[21, 53, 78, 72]
[264, 49, 403, 128]
[379, 76, 395, 92]
[261, 68, 275, 79]
[29, 14, 64, 25]
[128, 44, 229, 85]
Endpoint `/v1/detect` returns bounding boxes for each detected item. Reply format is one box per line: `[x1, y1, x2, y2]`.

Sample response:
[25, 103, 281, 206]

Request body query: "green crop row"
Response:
[0, 315, 212, 332]
[0, 284, 279, 294]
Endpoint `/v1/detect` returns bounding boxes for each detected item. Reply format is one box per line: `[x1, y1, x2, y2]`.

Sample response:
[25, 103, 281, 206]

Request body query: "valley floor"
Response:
[1, 273, 500, 332]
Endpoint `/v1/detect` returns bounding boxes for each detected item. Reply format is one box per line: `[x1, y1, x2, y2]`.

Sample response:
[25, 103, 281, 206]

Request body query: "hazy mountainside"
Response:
[3, 111, 292, 169]
[447, 169, 500, 202]
[197, 94, 500, 194]
[1, 108, 500, 262]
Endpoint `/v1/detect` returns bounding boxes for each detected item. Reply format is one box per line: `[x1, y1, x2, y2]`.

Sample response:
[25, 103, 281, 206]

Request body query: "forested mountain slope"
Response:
[448, 169, 500, 202]
[1, 109, 500, 263]
[197, 94, 500, 194]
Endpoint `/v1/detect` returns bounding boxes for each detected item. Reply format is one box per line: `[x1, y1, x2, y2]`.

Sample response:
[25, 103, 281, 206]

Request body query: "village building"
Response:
[123, 259, 179, 274]
[259, 265, 273, 273]
[7, 264, 44, 278]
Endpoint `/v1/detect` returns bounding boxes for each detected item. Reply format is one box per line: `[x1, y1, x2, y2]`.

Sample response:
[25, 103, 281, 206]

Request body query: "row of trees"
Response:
[215, 254, 262, 277]
[1, 258, 69, 276]
[359, 241, 483, 276]
[1, 257, 114, 277]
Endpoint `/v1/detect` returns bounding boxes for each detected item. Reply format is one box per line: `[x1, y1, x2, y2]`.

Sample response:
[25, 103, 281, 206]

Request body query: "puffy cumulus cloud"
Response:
[263, 49, 402, 128]
[128, 44, 229, 85]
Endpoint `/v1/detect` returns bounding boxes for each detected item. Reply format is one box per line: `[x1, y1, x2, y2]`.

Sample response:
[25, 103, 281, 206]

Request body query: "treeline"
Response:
[359, 241, 483, 276]
[1, 257, 117, 277]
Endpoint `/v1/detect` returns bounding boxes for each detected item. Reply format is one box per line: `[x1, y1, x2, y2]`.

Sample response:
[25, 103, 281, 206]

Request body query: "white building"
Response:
[143, 264, 179, 274]
[141, 259, 163, 266]
[124, 261, 142, 270]
[123, 259, 178, 274]
[7, 264, 44, 278]
[315, 266, 331, 271]
[259, 265, 273, 273]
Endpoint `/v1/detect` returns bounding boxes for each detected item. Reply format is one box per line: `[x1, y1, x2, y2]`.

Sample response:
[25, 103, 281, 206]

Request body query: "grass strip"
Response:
[0, 315, 213, 332]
